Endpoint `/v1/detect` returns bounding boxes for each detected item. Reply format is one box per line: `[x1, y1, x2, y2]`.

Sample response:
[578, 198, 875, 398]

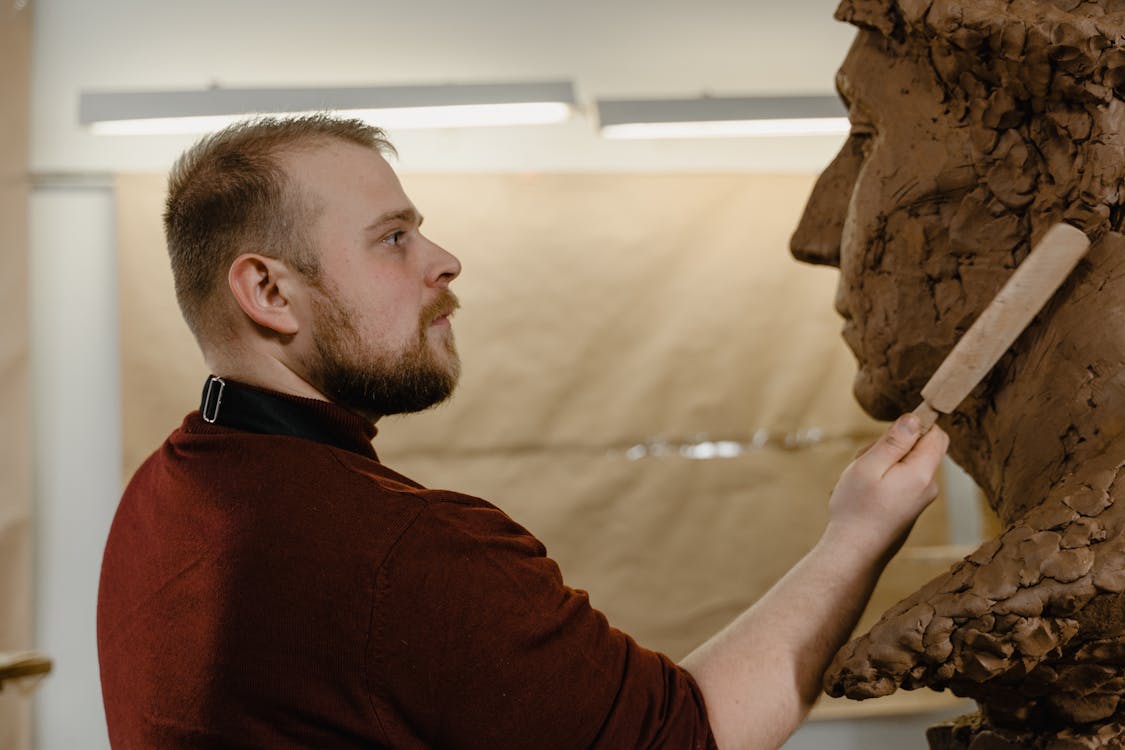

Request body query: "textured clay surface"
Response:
[791, 1, 1125, 746]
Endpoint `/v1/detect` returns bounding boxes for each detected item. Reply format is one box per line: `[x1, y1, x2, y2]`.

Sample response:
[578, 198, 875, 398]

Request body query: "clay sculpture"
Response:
[791, 2, 1125, 747]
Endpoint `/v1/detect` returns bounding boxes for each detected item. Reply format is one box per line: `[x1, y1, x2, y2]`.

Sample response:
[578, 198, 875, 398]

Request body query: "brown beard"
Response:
[307, 288, 460, 419]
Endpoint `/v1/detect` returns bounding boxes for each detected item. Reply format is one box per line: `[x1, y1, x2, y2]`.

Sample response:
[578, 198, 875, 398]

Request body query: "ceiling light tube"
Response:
[80, 81, 577, 135]
[596, 95, 848, 139]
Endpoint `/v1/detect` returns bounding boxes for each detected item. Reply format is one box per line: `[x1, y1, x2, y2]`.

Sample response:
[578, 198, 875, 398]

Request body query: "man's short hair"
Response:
[164, 114, 395, 341]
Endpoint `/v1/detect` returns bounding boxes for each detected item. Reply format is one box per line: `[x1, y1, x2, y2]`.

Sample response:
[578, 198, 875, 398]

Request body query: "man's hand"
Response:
[681, 414, 949, 750]
[826, 414, 949, 559]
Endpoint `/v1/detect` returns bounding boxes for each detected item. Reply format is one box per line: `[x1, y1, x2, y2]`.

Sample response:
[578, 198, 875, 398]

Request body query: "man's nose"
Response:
[426, 237, 461, 287]
[790, 135, 866, 268]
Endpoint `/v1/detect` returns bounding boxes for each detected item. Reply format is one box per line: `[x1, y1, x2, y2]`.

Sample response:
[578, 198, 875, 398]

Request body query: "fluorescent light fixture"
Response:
[596, 95, 848, 139]
[80, 81, 576, 135]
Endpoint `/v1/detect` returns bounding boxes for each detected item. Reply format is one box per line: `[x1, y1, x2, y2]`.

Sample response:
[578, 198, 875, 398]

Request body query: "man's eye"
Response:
[385, 230, 405, 246]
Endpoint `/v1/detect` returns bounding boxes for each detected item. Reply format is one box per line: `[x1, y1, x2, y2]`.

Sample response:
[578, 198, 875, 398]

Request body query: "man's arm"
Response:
[680, 413, 949, 750]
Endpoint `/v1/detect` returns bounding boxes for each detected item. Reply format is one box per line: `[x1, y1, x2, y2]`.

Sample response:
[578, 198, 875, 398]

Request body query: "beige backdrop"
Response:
[117, 171, 963, 717]
[1, 1, 33, 748]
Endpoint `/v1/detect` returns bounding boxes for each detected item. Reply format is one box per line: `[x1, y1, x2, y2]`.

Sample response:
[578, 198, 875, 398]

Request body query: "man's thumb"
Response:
[864, 413, 923, 474]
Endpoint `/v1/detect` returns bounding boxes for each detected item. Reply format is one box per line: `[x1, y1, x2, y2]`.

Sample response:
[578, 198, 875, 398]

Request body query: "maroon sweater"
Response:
[98, 380, 716, 749]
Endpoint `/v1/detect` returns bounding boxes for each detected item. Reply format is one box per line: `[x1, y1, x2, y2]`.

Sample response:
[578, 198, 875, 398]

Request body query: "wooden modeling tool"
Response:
[912, 222, 1091, 430]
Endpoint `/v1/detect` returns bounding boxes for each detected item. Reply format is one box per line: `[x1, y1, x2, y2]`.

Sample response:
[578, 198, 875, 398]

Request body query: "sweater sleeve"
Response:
[366, 493, 717, 750]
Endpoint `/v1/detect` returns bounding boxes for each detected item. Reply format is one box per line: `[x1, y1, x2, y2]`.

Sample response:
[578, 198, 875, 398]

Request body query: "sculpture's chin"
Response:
[852, 369, 910, 422]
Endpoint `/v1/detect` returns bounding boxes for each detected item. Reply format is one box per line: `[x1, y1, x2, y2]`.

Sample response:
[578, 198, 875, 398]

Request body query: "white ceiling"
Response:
[30, 0, 857, 173]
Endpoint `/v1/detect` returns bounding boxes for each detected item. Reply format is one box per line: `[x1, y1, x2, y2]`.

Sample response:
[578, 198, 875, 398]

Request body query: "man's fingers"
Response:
[854, 440, 876, 460]
[899, 424, 950, 473]
[861, 414, 925, 476]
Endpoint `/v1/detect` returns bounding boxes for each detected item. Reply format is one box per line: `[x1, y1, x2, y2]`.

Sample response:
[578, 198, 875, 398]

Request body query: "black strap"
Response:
[198, 376, 376, 458]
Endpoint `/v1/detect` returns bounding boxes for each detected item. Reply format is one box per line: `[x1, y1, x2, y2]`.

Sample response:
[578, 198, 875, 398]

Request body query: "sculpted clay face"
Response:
[795, 30, 999, 422]
[792, 1, 1125, 747]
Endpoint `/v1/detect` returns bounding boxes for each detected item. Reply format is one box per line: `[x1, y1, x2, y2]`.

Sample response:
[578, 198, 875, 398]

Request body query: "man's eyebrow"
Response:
[364, 208, 423, 232]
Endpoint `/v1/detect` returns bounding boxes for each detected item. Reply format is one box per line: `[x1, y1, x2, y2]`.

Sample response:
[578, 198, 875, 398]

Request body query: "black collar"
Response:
[198, 376, 378, 459]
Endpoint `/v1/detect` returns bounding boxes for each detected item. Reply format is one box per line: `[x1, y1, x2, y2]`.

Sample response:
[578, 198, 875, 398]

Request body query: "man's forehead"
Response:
[280, 138, 387, 175]
[281, 139, 403, 200]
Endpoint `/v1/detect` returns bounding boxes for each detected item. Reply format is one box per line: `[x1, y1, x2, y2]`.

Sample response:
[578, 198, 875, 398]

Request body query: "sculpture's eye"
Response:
[848, 121, 876, 158]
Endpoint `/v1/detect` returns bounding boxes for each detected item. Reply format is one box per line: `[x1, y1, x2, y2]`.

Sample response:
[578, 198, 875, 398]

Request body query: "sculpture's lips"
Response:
[840, 319, 862, 357]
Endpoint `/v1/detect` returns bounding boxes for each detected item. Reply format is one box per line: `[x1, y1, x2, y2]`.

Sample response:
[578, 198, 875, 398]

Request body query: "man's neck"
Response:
[204, 346, 337, 405]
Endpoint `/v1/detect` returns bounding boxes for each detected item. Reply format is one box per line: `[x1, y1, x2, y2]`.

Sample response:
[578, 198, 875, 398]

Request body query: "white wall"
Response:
[30, 0, 856, 174]
[28, 1, 973, 748]
[29, 184, 120, 749]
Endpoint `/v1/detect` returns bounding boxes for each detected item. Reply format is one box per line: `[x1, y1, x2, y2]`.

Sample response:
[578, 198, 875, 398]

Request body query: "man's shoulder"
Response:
[130, 416, 513, 534]
[382, 484, 549, 580]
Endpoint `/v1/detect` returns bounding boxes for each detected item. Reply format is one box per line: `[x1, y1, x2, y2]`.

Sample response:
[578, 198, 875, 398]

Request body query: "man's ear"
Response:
[227, 254, 302, 336]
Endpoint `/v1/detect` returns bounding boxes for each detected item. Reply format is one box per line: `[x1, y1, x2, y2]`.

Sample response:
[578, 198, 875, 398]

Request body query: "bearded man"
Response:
[97, 114, 946, 749]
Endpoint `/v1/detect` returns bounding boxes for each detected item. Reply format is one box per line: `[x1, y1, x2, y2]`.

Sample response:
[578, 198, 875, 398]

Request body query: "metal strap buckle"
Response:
[202, 376, 226, 424]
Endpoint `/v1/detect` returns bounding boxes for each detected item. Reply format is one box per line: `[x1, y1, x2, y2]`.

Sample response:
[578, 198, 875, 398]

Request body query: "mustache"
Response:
[421, 290, 460, 325]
